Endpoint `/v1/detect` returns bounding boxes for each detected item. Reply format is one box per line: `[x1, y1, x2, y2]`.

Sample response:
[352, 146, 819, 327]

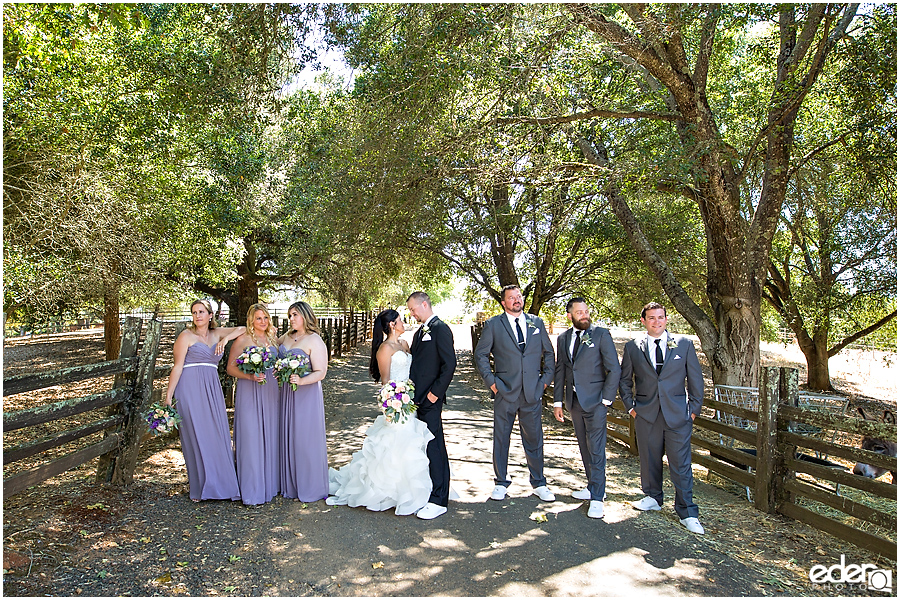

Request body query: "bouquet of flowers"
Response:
[235, 345, 276, 384]
[146, 402, 181, 435]
[378, 379, 417, 424]
[273, 354, 312, 391]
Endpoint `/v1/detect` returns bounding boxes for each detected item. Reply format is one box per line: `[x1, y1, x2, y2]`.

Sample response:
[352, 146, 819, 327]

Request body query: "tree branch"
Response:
[828, 310, 897, 356]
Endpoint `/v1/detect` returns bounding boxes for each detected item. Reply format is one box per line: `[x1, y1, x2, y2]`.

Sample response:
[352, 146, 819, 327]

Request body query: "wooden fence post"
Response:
[111, 319, 162, 486]
[95, 317, 143, 483]
[335, 318, 343, 358]
[627, 414, 639, 455]
[755, 366, 788, 513]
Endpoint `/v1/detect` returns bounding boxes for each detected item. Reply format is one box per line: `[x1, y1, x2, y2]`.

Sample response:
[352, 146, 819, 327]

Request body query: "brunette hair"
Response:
[244, 303, 278, 346]
[288, 301, 322, 336]
[501, 285, 521, 301]
[565, 297, 587, 313]
[640, 302, 667, 319]
[369, 309, 400, 381]
[186, 299, 217, 331]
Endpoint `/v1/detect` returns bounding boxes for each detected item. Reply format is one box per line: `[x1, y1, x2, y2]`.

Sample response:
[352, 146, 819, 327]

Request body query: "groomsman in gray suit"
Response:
[619, 302, 705, 534]
[474, 285, 556, 502]
[553, 298, 621, 519]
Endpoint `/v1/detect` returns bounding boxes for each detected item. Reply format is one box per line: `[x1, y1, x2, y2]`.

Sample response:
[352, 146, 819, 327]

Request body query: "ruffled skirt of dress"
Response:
[328, 414, 434, 515]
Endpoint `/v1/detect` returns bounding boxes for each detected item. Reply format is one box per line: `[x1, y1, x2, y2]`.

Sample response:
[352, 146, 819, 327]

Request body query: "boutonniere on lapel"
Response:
[525, 315, 539, 334]
[579, 331, 595, 348]
[420, 324, 432, 341]
[666, 337, 677, 350]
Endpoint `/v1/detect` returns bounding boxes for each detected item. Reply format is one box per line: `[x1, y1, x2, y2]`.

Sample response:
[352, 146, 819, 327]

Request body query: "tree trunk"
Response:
[711, 300, 762, 387]
[236, 272, 259, 325]
[488, 184, 520, 290]
[103, 283, 121, 360]
[800, 328, 834, 392]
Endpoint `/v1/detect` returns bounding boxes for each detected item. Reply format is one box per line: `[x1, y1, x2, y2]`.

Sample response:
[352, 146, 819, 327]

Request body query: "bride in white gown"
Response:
[326, 309, 434, 515]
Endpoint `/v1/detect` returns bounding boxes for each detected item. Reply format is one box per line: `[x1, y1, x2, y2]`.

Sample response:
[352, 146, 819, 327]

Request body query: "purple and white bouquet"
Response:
[146, 402, 181, 435]
[235, 345, 276, 384]
[378, 379, 417, 424]
[274, 354, 312, 391]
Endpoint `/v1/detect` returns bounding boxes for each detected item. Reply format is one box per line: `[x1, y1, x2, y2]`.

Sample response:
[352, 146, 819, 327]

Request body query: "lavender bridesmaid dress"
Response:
[174, 343, 240, 501]
[279, 346, 329, 501]
[233, 346, 281, 505]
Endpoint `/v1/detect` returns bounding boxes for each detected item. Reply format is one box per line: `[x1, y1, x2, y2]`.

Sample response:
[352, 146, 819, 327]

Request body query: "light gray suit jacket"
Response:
[619, 332, 704, 427]
[553, 325, 621, 412]
[474, 313, 555, 404]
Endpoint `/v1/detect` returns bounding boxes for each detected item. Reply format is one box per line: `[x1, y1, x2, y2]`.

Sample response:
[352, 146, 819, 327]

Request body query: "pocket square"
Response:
[422, 334, 432, 341]
[531, 329, 539, 335]
[674, 354, 682, 360]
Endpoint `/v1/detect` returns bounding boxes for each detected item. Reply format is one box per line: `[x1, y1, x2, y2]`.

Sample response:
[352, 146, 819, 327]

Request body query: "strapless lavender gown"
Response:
[279, 345, 329, 501]
[233, 345, 281, 505]
[174, 343, 240, 501]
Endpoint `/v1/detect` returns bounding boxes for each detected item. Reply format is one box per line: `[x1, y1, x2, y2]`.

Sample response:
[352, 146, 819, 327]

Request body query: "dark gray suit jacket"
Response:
[553, 325, 621, 412]
[474, 313, 554, 404]
[619, 333, 704, 427]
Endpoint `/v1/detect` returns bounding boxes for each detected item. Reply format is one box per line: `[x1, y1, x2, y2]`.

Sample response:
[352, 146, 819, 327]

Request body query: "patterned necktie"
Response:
[572, 330, 582, 361]
[655, 338, 664, 375]
[515, 317, 525, 350]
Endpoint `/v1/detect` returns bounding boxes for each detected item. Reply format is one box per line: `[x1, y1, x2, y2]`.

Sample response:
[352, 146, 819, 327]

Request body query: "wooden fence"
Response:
[3, 309, 376, 498]
[470, 325, 897, 557]
[3, 317, 161, 496]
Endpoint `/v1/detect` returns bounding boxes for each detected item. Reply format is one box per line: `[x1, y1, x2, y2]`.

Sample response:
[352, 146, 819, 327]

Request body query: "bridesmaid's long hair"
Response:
[369, 308, 400, 381]
[244, 303, 278, 346]
[288, 301, 322, 336]
[187, 299, 218, 332]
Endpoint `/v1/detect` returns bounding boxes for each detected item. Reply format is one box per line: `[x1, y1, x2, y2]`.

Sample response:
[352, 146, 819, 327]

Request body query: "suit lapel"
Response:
[638, 336, 656, 372]
[564, 329, 574, 363]
[500, 315, 520, 349]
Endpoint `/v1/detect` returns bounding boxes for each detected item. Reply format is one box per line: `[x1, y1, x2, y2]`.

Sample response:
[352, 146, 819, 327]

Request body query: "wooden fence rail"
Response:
[470, 325, 897, 557]
[3, 317, 160, 496]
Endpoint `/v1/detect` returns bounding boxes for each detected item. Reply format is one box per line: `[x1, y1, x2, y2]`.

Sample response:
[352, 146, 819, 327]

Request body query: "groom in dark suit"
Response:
[619, 302, 705, 534]
[407, 291, 456, 520]
[553, 297, 621, 519]
[474, 285, 556, 502]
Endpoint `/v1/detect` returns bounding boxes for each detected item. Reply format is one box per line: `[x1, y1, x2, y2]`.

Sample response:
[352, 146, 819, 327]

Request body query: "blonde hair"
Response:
[288, 301, 322, 336]
[187, 300, 218, 331]
[245, 303, 278, 346]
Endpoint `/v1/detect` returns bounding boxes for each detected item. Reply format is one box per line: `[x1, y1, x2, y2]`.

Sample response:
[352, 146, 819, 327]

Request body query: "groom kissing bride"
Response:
[407, 291, 457, 520]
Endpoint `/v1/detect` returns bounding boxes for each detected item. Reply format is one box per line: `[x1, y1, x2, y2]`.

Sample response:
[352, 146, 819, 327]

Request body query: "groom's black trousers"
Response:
[417, 399, 450, 507]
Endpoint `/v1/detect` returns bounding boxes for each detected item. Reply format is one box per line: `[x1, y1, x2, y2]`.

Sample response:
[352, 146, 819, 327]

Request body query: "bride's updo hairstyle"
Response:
[369, 309, 401, 381]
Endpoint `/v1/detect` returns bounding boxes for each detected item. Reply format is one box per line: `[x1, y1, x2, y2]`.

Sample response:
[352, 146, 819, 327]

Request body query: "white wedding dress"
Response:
[327, 351, 435, 515]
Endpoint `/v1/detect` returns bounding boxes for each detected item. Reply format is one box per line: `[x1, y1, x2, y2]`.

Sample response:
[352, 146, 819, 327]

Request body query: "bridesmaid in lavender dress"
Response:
[164, 299, 244, 502]
[227, 303, 281, 505]
[278, 301, 329, 502]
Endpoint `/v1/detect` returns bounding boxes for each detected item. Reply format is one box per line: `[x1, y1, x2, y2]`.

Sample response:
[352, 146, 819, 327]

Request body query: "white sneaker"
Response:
[572, 488, 591, 500]
[587, 500, 604, 519]
[680, 517, 705, 534]
[325, 496, 339, 506]
[631, 496, 662, 511]
[416, 502, 447, 520]
[490, 485, 508, 501]
[532, 485, 556, 502]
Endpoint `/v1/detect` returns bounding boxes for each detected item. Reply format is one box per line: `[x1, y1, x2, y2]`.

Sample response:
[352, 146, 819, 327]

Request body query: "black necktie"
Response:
[572, 330, 582, 361]
[515, 317, 525, 350]
[655, 339, 664, 375]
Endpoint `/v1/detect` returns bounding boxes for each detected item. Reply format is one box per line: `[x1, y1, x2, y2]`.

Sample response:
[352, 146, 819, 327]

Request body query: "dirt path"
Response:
[2, 329, 893, 596]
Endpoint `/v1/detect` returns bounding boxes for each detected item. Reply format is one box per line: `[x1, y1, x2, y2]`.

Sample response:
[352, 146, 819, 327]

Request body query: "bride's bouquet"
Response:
[273, 354, 312, 391]
[378, 379, 417, 424]
[235, 345, 276, 384]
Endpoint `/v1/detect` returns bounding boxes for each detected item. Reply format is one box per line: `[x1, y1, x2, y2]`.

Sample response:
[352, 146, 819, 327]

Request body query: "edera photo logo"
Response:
[809, 555, 893, 593]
